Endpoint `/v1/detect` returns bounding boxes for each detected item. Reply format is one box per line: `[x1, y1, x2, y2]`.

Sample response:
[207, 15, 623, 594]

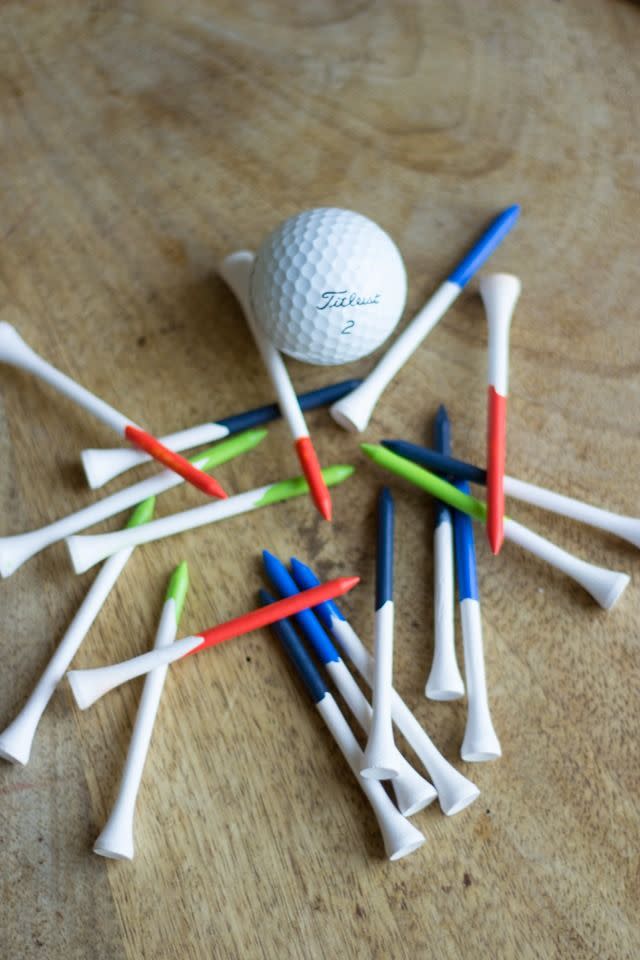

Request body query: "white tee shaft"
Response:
[504, 476, 640, 549]
[329, 617, 479, 815]
[67, 486, 265, 573]
[459, 599, 501, 762]
[316, 694, 425, 860]
[330, 282, 459, 432]
[481, 273, 520, 396]
[504, 517, 629, 609]
[361, 601, 398, 779]
[219, 252, 308, 439]
[94, 598, 178, 860]
[0, 322, 136, 436]
[326, 658, 436, 814]
[0, 545, 134, 765]
[428, 517, 464, 700]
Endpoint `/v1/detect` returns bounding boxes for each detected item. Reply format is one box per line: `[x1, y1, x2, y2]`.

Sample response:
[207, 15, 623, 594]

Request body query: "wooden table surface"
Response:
[1, 2, 638, 958]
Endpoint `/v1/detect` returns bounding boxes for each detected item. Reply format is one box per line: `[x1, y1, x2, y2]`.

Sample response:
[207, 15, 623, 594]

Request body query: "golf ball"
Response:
[250, 208, 407, 365]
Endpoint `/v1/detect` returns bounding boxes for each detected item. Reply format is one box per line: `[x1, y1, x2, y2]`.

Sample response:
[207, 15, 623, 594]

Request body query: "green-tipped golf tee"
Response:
[360, 445, 629, 610]
[94, 562, 189, 861]
[66, 465, 355, 573]
[0, 429, 267, 578]
[0, 497, 156, 766]
[381, 438, 640, 552]
[66, 576, 361, 708]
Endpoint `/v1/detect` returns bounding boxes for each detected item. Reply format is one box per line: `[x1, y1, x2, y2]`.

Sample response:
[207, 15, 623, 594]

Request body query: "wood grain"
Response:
[1, 2, 639, 958]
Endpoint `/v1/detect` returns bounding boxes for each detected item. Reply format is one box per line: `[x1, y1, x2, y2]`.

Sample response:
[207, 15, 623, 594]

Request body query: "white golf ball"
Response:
[250, 208, 407, 365]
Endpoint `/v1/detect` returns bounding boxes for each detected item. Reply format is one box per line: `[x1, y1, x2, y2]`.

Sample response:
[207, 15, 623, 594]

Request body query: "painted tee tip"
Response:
[124, 424, 228, 498]
[127, 495, 157, 528]
[306, 475, 333, 520]
[166, 561, 190, 622]
[342, 575, 361, 592]
[500, 203, 521, 224]
[295, 437, 333, 521]
[488, 525, 504, 555]
[174, 461, 228, 500]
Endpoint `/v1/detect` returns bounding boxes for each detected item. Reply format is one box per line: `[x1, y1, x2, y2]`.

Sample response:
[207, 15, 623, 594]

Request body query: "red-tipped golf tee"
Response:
[480, 274, 521, 555]
[0, 322, 227, 498]
[486, 387, 507, 555]
[66, 575, 362, 709]
[218, 252, 332, 522]
[124, 425, 227, 499]
[295, 437, 332, 521]
[189, 575, 358, 654]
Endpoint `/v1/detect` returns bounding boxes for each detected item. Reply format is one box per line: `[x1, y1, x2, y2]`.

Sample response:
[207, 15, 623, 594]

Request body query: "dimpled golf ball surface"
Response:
[250, 208, 407, 365]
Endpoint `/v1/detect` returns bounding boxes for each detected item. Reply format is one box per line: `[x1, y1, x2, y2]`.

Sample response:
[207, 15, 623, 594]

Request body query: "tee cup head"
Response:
[93, 802, 135, 861]
[426, 645, 466, 702]
[479, 273, 521, 327]
[461, 704, 502, 763]
[578, 566, 630, 611]
[329, 378, 383, 433]
[81, 447, 147, 490]
[0, 531, 46, 579]
[391, 756, 438, 816]
[0, 322, 37, 367]
[360, 721, 401, 781]
[0, 710, 41, 765]
[374, 799, 426, 861]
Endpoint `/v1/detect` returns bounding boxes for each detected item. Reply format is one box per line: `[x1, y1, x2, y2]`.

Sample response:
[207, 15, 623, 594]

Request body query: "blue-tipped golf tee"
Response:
[289, 558, 480, 816]
[381, 439, 486, 485]
[361, 488, 400, 781]
[81, 378, 363, 488]
[262, 551, 340, 666]
[218, 379, 362, 434]
[447, 205, 521, 288]
[381, 438, 640, 556]
[328, 206, 520, 434]
[260, 589, 426, 860]
[258, 589, 328, 703]
[452, 481, 501, 762]
[262, 552, 435, 811]
[427, 407, 464, 701]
